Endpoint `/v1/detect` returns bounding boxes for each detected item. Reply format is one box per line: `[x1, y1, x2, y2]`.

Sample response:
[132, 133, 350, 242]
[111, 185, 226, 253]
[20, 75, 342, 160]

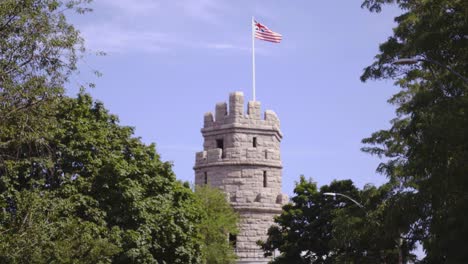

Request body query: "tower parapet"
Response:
[203, 92, 281, 130]
[194, 92, 287, 264]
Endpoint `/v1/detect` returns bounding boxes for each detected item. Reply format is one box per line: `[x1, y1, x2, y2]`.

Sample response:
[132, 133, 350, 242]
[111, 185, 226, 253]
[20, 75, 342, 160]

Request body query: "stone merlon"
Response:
[203, 92, 281, 135]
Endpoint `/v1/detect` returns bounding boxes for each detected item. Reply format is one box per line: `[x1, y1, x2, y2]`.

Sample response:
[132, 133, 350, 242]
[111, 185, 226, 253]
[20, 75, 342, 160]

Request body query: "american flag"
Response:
[254, 20, 282, 43]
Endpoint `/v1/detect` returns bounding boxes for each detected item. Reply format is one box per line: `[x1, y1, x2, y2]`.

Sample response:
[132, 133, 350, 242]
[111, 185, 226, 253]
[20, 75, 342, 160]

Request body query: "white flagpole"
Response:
[252, 16, 256, 101]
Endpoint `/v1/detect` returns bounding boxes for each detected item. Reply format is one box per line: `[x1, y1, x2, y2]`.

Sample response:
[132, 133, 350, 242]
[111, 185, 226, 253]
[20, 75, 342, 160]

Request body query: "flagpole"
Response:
[252, 16, 256, 101]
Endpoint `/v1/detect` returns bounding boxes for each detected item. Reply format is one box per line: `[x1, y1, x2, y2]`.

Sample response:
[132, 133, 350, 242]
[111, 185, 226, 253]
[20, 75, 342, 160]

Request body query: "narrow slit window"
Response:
[265, 150, 268, 159]
[204, 172, 208, 185]
[263, 171, 267, 187]
[229, 233, 237, 249]
[216, 139, 224, 149]
[216, 139, 225, 158]
[253, 137, 257, 148]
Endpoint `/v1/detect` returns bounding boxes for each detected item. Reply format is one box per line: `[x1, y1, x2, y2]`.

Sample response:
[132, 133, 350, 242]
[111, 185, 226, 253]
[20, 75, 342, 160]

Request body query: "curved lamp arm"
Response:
[323, 192, 364, 208]
[393, 57, 468, 84]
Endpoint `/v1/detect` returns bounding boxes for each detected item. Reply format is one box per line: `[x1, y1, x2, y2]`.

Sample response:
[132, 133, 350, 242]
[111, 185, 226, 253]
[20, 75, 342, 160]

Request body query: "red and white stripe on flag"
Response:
[254, 20, 282, 43]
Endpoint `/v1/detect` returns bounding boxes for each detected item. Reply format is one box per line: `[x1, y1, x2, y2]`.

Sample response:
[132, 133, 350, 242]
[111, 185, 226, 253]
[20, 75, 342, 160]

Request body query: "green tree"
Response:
[195, 185, 239, 264]
[260, 177, 414, 263]
[0, 0, 98, 196]
[360, 0, 468, 262]
[259, 177, 361, 264]
[0, 2, 121, 261]
[1, 1, 237, 263]
[330, 183, 417, 263]
[1, 93, 206, 263]
[0, 190, 121, 263]
[0, 0, 93, 196]
[0, 0, 92, 133]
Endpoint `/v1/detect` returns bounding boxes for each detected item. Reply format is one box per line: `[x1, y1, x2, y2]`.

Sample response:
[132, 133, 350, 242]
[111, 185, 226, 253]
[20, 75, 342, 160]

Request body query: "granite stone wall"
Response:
[194, 92, 287, 264]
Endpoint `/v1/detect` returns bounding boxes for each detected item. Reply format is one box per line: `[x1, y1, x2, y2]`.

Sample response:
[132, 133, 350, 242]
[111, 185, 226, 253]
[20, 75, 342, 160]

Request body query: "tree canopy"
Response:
[360, 0, 468, 262]
[1, 93, 205, 263]
[0, 0, 92, 125]
[261, 1, 467, 262]
[195, 185, 239, 264]
[259, 177, 413, 263]
[0, 1, 237, 263]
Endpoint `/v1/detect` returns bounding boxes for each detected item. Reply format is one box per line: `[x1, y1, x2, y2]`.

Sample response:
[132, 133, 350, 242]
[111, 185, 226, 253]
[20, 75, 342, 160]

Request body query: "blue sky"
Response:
[68, 0, 402, 195]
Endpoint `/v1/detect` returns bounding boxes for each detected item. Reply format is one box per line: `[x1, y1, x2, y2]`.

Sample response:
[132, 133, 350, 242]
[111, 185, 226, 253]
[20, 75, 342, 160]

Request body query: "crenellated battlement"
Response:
[194, 91, 286, 264]
[203, 92, 281, 133]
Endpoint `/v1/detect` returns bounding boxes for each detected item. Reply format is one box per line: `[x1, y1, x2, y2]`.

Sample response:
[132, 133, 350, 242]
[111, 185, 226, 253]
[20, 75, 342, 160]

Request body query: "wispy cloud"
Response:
[82, 23, 253, 55]
[253, 4, 277, 21]
[99, 0, 160, 16]
[81, 24, 169, 54]
[177, 0, 227, 23]
[98, 0, 226, 21]
[200, 42, 271, 55]
[202, 43, 250, 51]
[80, 0, 254, 54]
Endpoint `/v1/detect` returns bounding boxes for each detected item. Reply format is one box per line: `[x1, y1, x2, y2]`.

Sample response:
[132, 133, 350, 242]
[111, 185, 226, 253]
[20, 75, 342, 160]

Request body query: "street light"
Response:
[392, 57, 468, 84]
[323, 192, 365, 264]
[324, 192, 406, 264]
[323, 192, 364, 208]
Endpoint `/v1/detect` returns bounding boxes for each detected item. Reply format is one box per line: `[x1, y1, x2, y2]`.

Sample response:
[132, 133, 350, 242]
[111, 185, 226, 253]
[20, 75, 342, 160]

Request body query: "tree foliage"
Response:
[331, 183, 418, 263]
[0, 1, 235, 263]
[260, 177, 415, 263]
[195, 185, 239, 264]
[360, 0, 468, 262]
[0, 0, 92, 199]
[0, 0, 91, 126]
[1, 93, 205, 263]
[260, 176, 338, 264]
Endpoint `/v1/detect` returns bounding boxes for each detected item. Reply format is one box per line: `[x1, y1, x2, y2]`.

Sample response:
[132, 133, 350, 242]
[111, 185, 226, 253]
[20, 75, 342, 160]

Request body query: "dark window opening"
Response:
[265, 150, 268, 159]
[253, 137, 257, 148]
[229, 233, 237, 249]
[216, 139, 224, 149]
[263, 171, 267, 187]
[204, 172, 208, 185]
[216, 139, 225, 158]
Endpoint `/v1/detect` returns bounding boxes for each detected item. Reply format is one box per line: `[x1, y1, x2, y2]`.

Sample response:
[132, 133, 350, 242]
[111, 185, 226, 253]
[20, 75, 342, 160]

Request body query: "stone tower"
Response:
[194, 92, 286, 264]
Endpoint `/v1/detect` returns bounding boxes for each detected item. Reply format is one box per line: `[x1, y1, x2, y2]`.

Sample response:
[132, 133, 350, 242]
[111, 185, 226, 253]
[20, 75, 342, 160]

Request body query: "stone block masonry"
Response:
[194, 92, 287, 264]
